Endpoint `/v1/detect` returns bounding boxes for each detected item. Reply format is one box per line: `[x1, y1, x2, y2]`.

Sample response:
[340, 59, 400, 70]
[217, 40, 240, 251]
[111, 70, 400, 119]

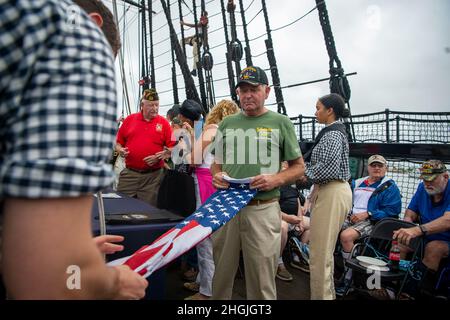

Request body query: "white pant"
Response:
[193, 174, 215, 297]
[196, 237, 214, 296]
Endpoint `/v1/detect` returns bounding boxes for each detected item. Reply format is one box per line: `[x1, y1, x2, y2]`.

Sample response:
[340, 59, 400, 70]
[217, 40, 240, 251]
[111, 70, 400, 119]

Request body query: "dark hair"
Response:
[166, 104, 180, 121]
[179, 99, 203, 122]
[318, 93, 350, 119]
[73, 0, 121, 57]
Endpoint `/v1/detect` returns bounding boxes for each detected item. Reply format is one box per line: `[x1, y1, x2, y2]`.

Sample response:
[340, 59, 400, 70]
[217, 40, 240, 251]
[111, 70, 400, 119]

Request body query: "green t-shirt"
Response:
[213, 110, 301, 200]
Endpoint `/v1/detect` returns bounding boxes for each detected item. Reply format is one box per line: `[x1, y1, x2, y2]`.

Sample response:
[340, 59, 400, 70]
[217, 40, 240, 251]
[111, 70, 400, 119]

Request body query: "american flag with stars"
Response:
[108, 183, 258, 278]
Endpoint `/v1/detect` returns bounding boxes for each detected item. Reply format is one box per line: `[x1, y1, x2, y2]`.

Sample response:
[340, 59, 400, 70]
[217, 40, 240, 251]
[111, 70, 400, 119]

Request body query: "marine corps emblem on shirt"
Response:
[156, 124, 162, 132]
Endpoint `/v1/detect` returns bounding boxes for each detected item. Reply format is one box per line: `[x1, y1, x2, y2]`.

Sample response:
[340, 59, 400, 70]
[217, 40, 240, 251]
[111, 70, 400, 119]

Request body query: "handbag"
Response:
[157, 169, 196, 217]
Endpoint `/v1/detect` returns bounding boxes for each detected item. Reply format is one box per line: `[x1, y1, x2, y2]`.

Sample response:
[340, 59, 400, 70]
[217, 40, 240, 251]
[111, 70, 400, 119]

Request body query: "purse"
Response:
[157, 169, 196, 217]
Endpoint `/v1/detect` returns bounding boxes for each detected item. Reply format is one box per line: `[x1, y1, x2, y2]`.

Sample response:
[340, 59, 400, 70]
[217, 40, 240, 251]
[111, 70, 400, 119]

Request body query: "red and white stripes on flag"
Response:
[108, 183, 258, 278]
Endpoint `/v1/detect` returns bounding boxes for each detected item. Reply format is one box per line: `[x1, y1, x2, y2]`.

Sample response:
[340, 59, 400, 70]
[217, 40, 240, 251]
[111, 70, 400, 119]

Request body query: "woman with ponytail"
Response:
[304, 93, 352, 300]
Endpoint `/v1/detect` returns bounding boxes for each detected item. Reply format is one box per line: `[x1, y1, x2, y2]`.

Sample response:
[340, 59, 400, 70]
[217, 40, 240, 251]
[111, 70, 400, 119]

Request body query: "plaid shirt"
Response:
[0, 0, 117, 198]
[305, 130, 350, 185]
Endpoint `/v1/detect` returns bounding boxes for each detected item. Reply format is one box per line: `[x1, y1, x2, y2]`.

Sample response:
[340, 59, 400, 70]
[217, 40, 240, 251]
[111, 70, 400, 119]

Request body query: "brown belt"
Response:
[247, 198, 279, 206]
[127, 167, 162, 174]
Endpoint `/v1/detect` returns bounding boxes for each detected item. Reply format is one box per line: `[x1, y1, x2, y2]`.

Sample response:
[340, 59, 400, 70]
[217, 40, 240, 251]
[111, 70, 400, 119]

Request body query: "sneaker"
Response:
[335, 279, 352, 297]
[182, 267, 198, 282]
[298, 242, 310, 264]
[184, 292, 210, 300]
[276, 264, 293, 281]
[183, 281, 200, 292]
[289, 237, 310, 263]
[290, 256, 310, 273]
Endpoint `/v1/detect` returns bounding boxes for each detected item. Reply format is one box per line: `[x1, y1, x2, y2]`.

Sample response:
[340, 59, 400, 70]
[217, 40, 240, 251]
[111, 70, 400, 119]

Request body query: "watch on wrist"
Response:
[419, 224, 428, 236]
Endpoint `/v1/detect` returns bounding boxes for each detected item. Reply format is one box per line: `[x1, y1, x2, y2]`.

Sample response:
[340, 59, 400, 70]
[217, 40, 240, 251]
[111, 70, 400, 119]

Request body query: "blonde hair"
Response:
[205, 99, 239, 126]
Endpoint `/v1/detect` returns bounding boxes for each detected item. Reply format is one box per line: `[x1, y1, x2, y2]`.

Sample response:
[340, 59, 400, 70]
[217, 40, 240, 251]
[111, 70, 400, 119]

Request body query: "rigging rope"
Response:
[261, 0, 285, 115]
[160, 0, 201, 103]
[315, 0, 354, 140]
[219, 0, 237, 102]
[112, 0, 132, 116]
[238, 0, 252, 66]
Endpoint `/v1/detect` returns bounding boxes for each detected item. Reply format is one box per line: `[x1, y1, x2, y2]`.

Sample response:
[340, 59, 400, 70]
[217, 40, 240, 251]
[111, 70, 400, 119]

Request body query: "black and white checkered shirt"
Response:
[0, 0, 117, 198]
[305, 130, 350, 185]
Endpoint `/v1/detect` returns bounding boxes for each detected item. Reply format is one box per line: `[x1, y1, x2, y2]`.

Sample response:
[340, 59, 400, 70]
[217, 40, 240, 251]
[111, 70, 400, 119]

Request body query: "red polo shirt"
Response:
[116, 113, 175, 170]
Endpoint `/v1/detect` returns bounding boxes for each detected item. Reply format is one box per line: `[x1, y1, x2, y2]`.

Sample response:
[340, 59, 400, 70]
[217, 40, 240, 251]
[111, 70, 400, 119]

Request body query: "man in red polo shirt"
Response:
[115, 89, 175, 206]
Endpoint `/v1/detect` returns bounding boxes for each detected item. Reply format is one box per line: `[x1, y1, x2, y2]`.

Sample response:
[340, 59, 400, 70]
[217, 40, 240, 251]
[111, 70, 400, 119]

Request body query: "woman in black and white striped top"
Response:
[304, 93, 352, 300]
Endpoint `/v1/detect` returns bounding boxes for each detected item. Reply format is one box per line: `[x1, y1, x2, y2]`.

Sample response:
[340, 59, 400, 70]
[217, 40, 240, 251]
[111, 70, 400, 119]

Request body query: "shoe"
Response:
[184, 292, 210, 300]
[190, 69, 197, 77]
[335, 279, 352, 297]
[366, 288, 395, 300]
[290, 256, 310, 273]
[182, 267, 198, 282]
[298, 242, 310, 264]
[276, 264, 293, 281]
[183, 281, 200, 292]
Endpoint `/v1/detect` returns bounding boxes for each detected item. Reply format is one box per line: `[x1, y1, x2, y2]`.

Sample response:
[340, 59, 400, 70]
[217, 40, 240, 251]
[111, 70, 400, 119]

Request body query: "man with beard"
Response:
[392, 160, 449, 297]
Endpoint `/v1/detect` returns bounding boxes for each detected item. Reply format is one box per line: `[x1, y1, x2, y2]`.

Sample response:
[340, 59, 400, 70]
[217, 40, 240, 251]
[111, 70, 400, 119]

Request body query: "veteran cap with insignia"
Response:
[141, 88, 159, 101]
[235, 66, 269, 89]
[419, 160, 447, 182]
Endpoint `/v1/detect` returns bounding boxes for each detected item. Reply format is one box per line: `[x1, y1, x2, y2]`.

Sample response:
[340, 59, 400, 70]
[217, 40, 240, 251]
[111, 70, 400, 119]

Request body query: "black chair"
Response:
[342, 218, 423, 299]
[435, 258, 450, 299]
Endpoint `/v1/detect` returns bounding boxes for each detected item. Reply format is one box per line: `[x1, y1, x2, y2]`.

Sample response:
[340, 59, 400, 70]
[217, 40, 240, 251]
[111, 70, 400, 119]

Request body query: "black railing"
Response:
[291, 109, 450, 144]
[295, 109, 450, 213]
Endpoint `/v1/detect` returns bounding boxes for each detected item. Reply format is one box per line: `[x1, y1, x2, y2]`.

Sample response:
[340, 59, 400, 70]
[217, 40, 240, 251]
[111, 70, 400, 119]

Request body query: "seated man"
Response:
[336, 155, 402, 294]
[393, 160, 449, 296]
[277, 162, 310, 280]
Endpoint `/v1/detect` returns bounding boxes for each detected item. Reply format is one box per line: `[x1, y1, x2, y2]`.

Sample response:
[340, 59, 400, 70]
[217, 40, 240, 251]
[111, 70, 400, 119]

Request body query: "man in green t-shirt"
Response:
[210, 66, 305, 299]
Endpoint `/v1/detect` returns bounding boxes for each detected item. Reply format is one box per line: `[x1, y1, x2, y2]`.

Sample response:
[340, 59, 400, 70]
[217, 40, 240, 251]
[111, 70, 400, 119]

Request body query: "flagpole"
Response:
[96, 190, 107, 260]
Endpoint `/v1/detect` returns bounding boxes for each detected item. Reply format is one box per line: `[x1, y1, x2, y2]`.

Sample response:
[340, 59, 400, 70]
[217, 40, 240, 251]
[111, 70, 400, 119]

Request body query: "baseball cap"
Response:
[368, 154, 387, 166]
[235, 66, 269, 89]
[419, 160, 447, 181]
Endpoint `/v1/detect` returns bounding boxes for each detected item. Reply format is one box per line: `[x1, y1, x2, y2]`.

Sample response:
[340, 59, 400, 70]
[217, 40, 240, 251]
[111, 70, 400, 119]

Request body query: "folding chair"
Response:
[342, 218, 423, 299]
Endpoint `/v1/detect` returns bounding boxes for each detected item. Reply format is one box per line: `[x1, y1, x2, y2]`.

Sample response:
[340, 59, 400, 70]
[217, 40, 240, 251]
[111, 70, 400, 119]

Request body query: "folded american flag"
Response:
[108, 183, 258, 278]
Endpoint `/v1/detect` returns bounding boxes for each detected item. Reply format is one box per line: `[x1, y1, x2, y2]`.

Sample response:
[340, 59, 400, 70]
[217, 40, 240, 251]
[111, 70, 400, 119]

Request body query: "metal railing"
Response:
[293, 109, 450, 212]
[291, 109, 450, 144]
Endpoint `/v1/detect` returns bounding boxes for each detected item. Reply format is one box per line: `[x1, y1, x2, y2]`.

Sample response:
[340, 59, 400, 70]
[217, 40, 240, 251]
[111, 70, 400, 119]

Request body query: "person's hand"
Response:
[113, 265, 148, 300]
[182, 122, 194, 136]
[93, 235, 124, 255]
[143, 154, 159, 166]
[213, 172, 230, 189]
[120, 147, 129, 158]
[154, 147, 171, 160]
[298, 219, 306, 233]
[297, 175, 308, 184]
[393, 226, 422, 245]
[300, 206, 308, 216]
[350, 212, 369, 224]
[250, 174, 280, 191]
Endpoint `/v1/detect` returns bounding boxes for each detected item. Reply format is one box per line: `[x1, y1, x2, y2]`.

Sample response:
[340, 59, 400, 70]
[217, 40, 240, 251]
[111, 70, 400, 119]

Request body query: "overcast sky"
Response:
[107, 0, 450, 117]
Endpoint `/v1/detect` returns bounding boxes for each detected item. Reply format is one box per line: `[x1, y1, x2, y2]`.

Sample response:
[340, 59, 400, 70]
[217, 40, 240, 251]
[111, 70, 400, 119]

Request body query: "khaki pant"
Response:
[309, 181, 352, 300]
[212, 201, 281, 300]
[181, 36, 201, 70]
[117, 168, 164, 207]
